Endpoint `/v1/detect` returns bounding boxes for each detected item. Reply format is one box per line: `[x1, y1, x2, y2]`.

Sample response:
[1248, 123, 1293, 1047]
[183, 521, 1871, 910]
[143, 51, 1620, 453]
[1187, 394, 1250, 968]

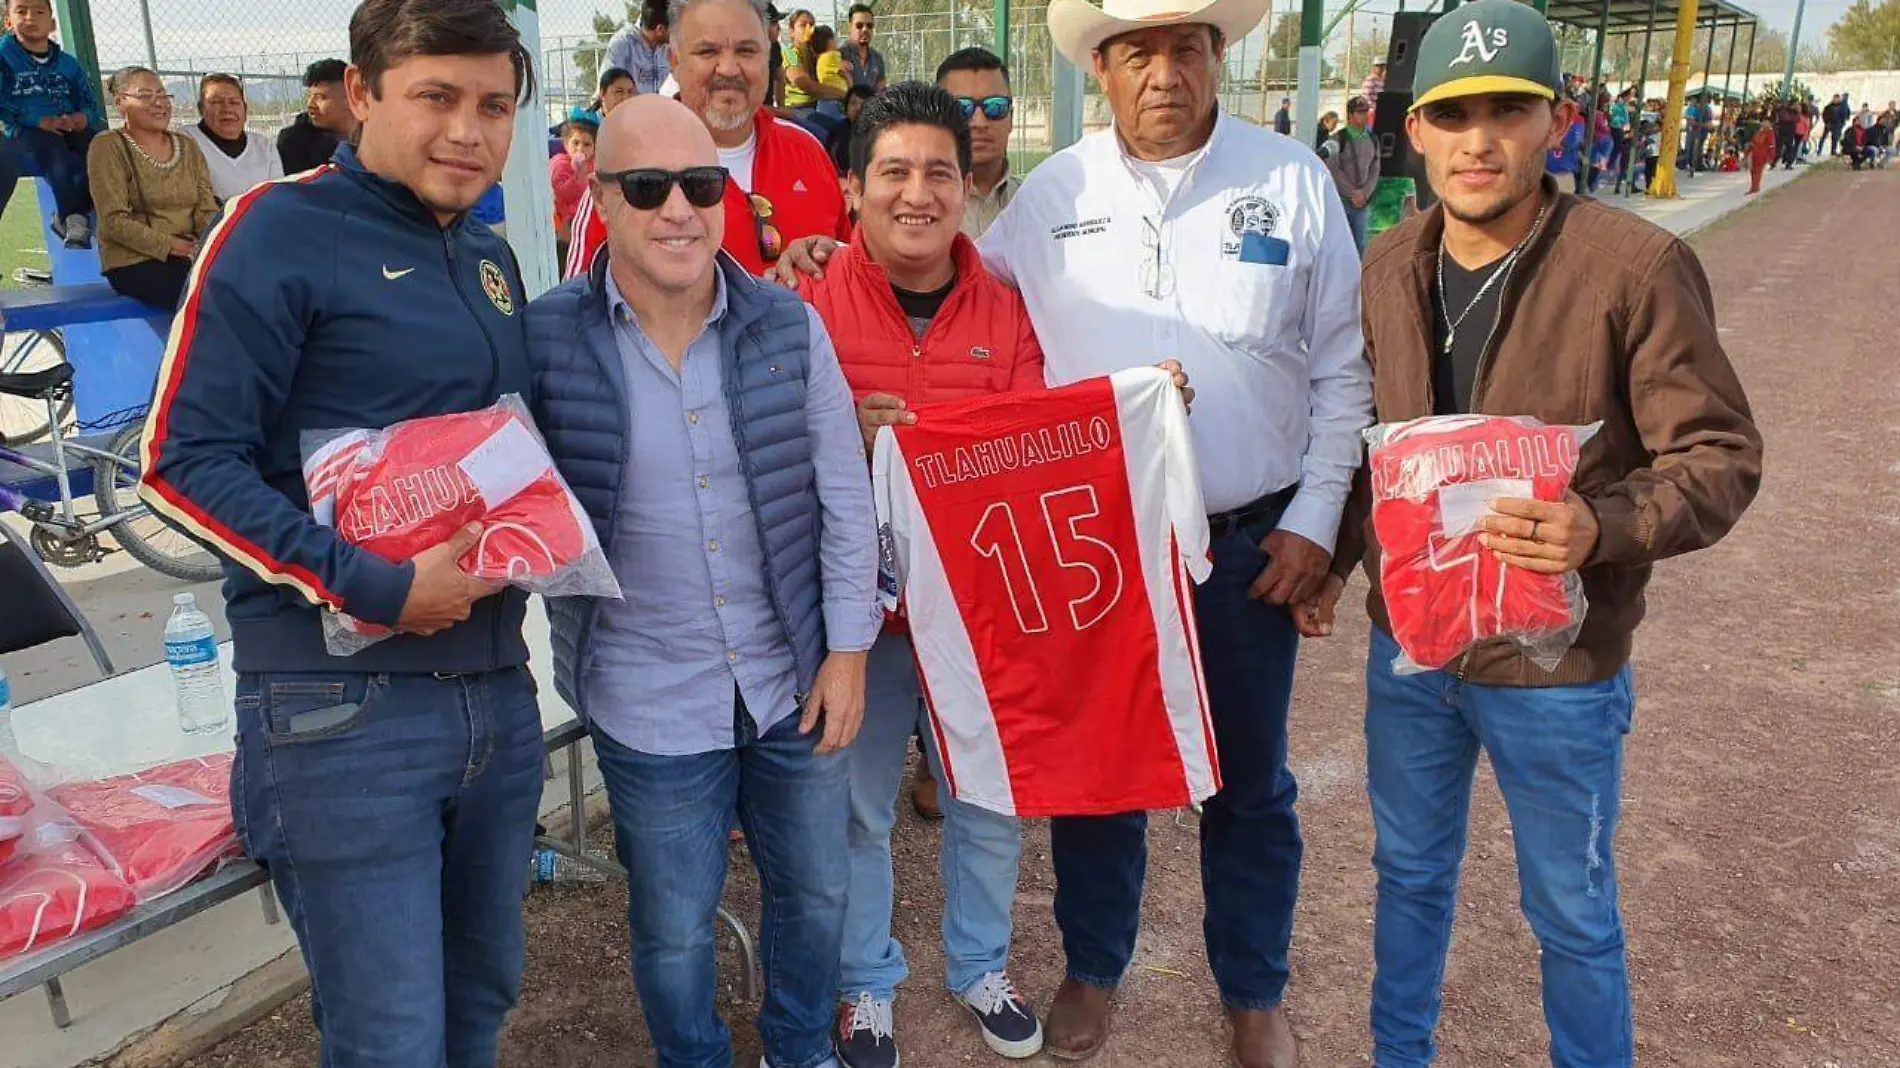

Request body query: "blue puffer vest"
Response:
[524, 251, 826, 721]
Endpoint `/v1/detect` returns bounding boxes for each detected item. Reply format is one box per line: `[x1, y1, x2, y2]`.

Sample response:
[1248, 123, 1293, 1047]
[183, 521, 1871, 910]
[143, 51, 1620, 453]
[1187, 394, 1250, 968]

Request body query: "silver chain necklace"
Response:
[1436, 203, 1547, 356]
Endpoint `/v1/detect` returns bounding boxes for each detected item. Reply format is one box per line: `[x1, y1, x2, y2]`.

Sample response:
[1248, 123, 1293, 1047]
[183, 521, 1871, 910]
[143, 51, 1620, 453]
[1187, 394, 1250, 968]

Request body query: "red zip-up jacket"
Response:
[799, 230, 1046, 631]
[799, 231, 1045, 405]
[565, 108, 847, 280]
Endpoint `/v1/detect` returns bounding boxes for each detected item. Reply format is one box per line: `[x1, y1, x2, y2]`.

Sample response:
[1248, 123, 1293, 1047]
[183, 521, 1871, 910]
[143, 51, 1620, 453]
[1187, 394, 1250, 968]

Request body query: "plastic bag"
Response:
[303, 394, 621, 656]
[1367, 415, 1601, 675]
[0, 755, 31, 867]
[0, 756, 139, 960]
[46, 754, 238, 901]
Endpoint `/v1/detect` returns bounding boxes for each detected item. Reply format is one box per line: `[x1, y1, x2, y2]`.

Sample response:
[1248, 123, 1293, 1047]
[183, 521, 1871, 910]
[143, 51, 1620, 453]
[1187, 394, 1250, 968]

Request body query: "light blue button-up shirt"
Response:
[584, 269, 881, 756]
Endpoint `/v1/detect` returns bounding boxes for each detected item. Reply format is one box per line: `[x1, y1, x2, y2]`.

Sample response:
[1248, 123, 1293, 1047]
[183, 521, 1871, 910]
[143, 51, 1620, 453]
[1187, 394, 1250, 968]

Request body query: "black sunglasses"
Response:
[597, 166, 729, 210]
[953, 95, 1012, 122]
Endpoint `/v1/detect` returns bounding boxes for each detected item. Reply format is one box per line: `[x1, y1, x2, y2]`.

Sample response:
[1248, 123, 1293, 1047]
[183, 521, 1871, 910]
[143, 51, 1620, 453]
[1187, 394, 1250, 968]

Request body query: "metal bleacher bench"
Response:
[0, 717, 760, 1029]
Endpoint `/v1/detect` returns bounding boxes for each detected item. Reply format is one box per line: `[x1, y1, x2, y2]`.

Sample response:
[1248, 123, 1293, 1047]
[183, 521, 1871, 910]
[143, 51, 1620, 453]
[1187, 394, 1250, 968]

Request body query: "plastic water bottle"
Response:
[0, 665, 15, 754]
[165, 593, 227, 735]
[529, 846, 610, 885]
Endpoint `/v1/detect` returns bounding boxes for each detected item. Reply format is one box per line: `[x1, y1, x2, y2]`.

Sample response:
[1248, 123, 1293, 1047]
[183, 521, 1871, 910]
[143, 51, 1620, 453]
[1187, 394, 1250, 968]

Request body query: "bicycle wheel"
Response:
[93, 421, 225, 583]
[0, 329, 74, 444]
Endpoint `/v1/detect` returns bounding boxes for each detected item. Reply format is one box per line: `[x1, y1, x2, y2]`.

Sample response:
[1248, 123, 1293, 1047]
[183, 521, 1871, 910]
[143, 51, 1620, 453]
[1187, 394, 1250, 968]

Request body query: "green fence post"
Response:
[1295, 0, 1322, 144]
[994, 0, 1009, 70]
[52, 0, 101, 87]
[496, 0, 560, 298]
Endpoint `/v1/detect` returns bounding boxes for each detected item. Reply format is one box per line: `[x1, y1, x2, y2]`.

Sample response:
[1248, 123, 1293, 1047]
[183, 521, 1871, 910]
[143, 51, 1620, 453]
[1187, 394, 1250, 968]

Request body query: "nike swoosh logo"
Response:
[382, 265, 415, 280]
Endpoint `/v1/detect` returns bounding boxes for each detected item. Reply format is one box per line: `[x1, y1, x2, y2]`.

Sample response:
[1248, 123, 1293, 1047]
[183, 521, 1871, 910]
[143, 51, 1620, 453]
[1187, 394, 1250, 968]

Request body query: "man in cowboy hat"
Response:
[1298, 2, 1761, 1064]
[765, 0, 1368, 1060]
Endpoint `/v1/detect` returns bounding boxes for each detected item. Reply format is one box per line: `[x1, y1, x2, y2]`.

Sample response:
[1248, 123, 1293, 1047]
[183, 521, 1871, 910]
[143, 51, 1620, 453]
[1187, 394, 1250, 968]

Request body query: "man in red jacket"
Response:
[567, 0, 848, 278]
[798, 82, 1045, 1068]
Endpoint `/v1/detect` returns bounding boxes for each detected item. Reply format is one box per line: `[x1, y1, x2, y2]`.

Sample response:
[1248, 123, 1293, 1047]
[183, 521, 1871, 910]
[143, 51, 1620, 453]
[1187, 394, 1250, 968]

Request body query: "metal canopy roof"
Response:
[1543, 0, 1761, 32]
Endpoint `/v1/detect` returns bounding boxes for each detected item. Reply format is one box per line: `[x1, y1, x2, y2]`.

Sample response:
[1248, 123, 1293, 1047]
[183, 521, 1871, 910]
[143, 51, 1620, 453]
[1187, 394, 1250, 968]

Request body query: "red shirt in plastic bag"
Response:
[0, 756, 31, 867]
[1369, 415, 1590, 672]
[306, 402, 594, 584]
[47, 754, 237, 901]
[0, 757, 139, 960]
[302, 396, 618, 654]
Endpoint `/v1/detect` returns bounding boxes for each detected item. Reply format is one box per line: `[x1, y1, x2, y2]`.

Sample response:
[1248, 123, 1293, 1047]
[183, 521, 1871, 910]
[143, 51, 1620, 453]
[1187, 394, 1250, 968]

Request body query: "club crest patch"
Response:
[479, 259, 515, 316]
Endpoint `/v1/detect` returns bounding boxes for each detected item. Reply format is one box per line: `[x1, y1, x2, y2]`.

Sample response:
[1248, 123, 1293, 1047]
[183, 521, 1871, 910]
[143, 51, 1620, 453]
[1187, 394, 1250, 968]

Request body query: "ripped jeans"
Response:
[1363, 628, 1636, 1068]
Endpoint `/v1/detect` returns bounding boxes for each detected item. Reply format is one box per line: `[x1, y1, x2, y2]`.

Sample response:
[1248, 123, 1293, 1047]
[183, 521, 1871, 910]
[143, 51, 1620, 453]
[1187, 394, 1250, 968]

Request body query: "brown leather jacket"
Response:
[1337, 179, 1763, 687]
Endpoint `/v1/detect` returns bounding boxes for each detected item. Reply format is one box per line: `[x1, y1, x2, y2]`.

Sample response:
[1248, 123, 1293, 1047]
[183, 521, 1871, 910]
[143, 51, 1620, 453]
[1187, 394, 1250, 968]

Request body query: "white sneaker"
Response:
[957, 971, 1044, 1059]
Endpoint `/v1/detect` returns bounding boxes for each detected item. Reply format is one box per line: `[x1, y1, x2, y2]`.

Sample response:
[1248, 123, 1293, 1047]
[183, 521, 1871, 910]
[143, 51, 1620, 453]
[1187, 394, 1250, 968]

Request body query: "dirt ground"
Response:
[176, 166, 1900, 1068]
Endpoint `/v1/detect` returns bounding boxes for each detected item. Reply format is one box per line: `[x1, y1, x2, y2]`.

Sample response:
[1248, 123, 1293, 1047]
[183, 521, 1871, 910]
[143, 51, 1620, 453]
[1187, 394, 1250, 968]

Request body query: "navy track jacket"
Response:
[139, 142, 534, 674]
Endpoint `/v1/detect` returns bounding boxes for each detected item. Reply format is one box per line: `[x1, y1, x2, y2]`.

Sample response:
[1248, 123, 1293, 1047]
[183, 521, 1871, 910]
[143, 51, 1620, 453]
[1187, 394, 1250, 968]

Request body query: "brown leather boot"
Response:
[1228, 1006, 1300, 1068]
[1044, 978, 1114, 1061]
[909, 763, 942, 820]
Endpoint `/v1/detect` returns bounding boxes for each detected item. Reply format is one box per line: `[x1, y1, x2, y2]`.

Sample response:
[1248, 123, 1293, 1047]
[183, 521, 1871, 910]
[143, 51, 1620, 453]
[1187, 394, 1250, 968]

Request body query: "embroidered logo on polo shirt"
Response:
[479, 260, 515, 316]
[1223, 196, 1291, 266]
[1050, 217, 1110, 241]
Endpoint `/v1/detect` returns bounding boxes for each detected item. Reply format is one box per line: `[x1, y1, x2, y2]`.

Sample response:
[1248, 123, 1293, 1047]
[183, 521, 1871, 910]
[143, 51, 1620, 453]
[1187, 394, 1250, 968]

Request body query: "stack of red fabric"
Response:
[48, 754, 237, 900]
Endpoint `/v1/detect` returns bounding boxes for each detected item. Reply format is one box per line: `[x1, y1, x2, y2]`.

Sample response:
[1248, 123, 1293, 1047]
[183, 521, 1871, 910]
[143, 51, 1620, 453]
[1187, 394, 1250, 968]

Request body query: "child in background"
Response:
[550, 108, 597, 256]
[0, 0, 106, 248]
[807, 25, 848, 119]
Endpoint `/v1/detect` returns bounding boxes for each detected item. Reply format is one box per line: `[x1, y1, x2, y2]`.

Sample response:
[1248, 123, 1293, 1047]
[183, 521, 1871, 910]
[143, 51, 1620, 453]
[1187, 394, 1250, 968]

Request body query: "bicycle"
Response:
[0, 361, 221, 582]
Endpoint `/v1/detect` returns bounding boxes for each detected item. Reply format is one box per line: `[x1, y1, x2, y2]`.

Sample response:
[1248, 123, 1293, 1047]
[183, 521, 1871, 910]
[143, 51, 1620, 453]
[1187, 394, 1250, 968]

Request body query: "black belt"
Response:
[1207, 485, 1299, 539]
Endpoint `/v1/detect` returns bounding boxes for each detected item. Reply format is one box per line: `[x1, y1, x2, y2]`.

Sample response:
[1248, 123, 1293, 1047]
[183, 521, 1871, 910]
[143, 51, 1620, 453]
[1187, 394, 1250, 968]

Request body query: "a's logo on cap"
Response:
[479, 259, 515, 316]
[1449, 20, 1509, 66]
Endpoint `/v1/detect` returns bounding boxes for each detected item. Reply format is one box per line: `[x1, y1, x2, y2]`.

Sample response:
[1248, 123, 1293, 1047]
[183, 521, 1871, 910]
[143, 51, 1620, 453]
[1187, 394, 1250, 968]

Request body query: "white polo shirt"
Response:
[978, 111, 1372, 552]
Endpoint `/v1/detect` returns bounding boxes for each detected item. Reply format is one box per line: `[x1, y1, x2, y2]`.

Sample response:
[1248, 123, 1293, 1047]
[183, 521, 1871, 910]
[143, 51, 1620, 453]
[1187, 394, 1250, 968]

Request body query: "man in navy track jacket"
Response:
[136, 1, 544, 1064]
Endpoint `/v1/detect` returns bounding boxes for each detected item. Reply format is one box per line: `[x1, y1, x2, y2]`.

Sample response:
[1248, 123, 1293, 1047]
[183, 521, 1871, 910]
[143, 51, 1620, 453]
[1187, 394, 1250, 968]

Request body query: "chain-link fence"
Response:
[72, 0, 1436, 154]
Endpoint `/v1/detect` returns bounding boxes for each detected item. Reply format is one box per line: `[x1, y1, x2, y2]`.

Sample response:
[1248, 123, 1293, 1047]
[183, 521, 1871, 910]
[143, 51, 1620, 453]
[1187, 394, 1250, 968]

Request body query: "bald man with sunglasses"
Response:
[525, 94, 880, 1068]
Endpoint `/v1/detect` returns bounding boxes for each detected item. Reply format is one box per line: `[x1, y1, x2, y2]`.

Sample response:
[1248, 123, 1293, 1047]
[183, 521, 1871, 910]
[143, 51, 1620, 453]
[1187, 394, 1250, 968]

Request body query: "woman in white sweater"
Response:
[178, 73, 284, 203]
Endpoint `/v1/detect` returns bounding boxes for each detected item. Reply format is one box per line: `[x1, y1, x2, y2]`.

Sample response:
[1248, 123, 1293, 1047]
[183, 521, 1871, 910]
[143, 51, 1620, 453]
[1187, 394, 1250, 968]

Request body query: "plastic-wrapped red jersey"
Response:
[873, 368, 1216, 818]
[1368, 415, 1595, 673]
[0, 757, 32, 867]
[303, 395, 618, 654]
[0, 831, 139, 959]
[47, 754, 237, 900]
[0, 756, 140, 960]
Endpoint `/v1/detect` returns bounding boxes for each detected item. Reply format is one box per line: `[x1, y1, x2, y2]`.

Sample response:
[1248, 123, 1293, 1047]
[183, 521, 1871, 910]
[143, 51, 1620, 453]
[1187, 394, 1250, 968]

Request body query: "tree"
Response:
[1268, 12, 1301, 59]
[574, 4, 637, 103]
[1827, 0, 1900, 69]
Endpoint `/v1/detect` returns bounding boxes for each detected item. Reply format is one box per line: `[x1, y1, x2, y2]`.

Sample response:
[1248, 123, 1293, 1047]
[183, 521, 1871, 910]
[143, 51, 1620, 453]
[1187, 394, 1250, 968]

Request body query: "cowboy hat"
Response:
[1048, 0, 1270, 70]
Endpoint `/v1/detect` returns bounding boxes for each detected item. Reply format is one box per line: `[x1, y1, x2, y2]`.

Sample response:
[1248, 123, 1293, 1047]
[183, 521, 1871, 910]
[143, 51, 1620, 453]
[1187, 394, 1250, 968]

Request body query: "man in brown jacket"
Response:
[1299, 2, 1763, 1066]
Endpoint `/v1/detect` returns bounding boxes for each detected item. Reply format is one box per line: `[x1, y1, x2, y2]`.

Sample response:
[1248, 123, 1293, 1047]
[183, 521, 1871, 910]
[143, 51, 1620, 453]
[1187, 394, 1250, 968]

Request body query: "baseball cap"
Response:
[1409, 0, 1563, 113]
[766, 2, 781, 20]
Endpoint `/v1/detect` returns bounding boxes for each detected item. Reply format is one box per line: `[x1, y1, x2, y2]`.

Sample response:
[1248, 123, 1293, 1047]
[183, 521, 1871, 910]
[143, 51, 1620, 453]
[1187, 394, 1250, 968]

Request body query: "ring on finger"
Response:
[1531, 520, 1543, 542]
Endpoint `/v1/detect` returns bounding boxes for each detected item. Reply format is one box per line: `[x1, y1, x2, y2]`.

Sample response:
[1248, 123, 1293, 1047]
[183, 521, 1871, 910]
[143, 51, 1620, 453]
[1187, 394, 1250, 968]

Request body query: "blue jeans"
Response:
[12, 126, 94, 218]
[1051, 513, 1303, 1010]
[232, 668, 545, 1068]
[593, 697, 848, 1068]
[1365, 628, 1635, 1068]
[1341, 199, 1369, 252]
[841, 634, 1021, 1002]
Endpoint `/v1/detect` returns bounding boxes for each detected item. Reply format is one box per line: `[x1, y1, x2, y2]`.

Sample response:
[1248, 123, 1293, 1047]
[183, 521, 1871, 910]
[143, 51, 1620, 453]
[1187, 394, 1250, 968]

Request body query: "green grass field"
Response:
[1, 179, 49, 291]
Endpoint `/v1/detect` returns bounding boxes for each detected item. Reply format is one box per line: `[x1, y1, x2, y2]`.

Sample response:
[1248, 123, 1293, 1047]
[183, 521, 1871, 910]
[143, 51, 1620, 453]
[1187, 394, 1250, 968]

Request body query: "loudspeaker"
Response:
[1372, 89, 1436, 211]
[1381, 12, 1438, 94]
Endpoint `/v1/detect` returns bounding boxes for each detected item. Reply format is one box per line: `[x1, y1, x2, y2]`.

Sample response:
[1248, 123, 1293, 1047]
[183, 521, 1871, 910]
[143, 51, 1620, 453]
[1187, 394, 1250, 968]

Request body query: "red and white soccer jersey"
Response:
[302, 396, 617, 653]
[873, 367, 1217, 818]
[1369, 415, 1593, 672]
[48, 754, 238, 900]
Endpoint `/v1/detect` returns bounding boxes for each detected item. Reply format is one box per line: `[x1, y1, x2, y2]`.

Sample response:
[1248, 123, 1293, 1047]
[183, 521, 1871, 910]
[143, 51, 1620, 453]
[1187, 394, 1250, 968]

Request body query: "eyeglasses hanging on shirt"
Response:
[1140, 215, 1175, 300]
